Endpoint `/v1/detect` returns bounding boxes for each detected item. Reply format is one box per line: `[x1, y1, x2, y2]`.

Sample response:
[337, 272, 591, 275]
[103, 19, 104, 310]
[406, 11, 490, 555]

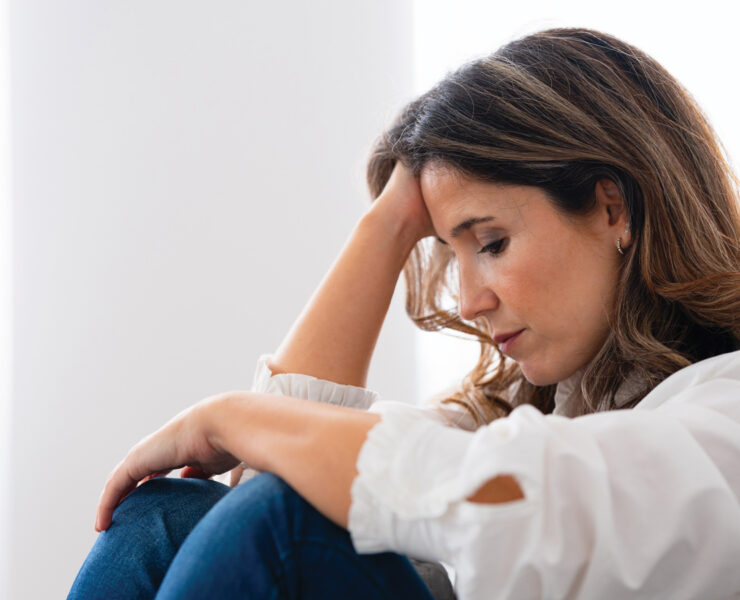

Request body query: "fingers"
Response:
[180, 465, 211, 479]
[372, 161, 435, 241]
[95, 458, 171, 532]
[229, 464, 246, 487]
[95, 464, 139, 532]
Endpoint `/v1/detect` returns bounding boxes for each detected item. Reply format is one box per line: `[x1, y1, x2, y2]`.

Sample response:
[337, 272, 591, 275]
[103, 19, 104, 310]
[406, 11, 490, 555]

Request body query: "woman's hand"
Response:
[369, 160, 436, 242]
[94, 393, 241, 532]
[227, 463, 251, 487]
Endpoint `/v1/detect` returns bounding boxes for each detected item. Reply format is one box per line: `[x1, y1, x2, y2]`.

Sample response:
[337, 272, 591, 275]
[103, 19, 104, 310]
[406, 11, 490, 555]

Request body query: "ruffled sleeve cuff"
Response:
[348, 400, 541, 562]
[251, 354, 379, 409]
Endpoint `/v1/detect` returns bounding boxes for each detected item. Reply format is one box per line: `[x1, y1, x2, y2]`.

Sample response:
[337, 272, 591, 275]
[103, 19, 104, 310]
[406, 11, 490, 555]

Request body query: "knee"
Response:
[160, 472, 323, 579]
[220, 472, 346, 547]
[203, 472, 312, 541]
[120, 476, 230, 508]
[227, 472, 304, 518]
[240, 471, 297, 500]
[111, 477, 230, 530]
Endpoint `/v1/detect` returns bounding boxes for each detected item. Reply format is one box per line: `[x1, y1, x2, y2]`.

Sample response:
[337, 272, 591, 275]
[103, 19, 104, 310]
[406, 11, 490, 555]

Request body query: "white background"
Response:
[2, 1, 738, 598]
[3, 2, 416, 598]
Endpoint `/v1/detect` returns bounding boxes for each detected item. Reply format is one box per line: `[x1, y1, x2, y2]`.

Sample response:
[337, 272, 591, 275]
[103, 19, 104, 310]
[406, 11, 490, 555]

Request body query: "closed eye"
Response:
[478, 239, 506, 257]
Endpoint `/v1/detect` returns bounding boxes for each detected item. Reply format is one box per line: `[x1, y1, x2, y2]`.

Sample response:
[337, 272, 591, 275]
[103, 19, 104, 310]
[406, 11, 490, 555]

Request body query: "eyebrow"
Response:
[436, 216, 495, 245]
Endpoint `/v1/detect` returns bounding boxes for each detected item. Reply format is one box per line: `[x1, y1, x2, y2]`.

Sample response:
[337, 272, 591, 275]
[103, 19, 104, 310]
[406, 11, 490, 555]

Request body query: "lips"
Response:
[493, 329, 525, 344]
[498, 329, 524, 354]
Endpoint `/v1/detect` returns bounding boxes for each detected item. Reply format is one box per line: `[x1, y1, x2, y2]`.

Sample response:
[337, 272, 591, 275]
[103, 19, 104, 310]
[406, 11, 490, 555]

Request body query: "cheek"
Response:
[541, 239, 615, 330]
[501, 239, 565, 318]
[499, 235, 602, 326]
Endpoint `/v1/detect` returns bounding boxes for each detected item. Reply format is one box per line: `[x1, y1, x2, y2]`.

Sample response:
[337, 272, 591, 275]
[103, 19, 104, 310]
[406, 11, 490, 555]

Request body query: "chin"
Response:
[516, 362, 561, 387]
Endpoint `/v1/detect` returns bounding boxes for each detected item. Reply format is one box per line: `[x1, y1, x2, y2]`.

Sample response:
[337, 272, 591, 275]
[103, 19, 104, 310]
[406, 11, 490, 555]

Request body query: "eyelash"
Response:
[478, 239, 506, 257]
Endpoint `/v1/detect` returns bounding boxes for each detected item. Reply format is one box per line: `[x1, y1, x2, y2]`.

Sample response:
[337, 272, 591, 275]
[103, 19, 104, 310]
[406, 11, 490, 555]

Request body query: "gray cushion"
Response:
[408, 557, 457, 600]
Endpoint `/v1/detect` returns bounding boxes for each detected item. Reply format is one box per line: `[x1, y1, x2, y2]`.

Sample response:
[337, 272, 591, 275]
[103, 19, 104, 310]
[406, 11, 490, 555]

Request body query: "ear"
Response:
[594, 179, 631, 250]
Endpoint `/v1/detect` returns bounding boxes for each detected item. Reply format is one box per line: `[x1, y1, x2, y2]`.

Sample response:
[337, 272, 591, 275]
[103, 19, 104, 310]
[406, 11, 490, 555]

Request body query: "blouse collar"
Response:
[553, 363, 644, 417]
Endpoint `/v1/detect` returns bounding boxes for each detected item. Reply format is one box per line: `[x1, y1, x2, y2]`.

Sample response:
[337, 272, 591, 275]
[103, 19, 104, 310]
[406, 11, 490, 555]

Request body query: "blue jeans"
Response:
[67, 472, 455, 599]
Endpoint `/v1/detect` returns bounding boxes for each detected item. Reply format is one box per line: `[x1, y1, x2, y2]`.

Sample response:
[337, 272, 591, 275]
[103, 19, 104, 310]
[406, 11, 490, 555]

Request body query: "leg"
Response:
[155, 472, 440, 600]
[67, 477, 231, 600]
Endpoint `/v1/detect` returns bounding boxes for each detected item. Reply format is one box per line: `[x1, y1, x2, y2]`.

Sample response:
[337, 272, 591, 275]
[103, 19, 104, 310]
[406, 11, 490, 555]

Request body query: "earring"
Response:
[617, 223, 630, 255]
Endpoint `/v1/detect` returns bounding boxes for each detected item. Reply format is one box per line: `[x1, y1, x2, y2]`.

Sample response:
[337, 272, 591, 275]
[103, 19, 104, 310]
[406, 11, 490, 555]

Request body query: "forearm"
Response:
[270, 205, 421, 387]
[211, 392, 381, 528]
[209, 392, 523, 530]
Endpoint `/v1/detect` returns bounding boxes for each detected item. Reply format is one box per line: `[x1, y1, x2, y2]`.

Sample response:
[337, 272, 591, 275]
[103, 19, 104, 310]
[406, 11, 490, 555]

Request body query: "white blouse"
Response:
[234, 351, 740, 600]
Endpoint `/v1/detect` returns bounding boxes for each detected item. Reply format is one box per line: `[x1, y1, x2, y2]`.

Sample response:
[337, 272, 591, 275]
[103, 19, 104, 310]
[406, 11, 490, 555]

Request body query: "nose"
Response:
[457, 259, 498, 321]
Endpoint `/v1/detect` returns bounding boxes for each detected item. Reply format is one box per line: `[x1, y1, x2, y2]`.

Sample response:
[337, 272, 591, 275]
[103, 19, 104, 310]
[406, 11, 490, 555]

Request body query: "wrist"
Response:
[361, 201, 425, 258]
[203, 393, 249, 461]
[206, 392, 275, 474]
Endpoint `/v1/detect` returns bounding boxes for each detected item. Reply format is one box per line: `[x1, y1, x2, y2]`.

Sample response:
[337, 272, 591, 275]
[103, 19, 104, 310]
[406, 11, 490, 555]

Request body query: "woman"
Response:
[68, 27, 740, 599]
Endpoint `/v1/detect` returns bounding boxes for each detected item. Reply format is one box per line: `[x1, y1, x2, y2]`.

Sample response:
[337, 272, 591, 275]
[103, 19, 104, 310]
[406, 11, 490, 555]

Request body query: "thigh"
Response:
[67, 477, 231, 600]
[156, 472, 440, 600]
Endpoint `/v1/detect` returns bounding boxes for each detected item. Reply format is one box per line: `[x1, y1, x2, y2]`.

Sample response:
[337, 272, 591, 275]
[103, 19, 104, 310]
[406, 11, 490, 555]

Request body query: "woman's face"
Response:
[420, 165, 630, 386]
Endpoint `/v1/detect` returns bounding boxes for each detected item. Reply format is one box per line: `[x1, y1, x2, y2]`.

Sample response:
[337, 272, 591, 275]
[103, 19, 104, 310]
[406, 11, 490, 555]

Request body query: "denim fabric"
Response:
[67, 472, 456, 600]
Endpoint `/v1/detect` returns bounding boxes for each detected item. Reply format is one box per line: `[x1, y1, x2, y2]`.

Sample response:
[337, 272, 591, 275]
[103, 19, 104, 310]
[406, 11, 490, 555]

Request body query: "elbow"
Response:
[466, 474, 525, 504]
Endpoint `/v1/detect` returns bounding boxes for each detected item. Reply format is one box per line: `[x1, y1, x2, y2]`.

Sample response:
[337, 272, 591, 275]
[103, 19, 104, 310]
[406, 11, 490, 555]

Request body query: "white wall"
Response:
[7, 1, 415, 598]
[0, 0, 12, 597]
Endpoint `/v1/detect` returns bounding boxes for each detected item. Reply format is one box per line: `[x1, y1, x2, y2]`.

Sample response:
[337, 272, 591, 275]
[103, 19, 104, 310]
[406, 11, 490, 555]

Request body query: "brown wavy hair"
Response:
[366, 27, 740, 427]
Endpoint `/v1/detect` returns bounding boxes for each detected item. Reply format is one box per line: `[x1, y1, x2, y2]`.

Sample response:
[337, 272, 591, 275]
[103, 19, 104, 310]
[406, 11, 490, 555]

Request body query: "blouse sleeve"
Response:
[248, 354, 379, 409]
[347, 351, 740, 600]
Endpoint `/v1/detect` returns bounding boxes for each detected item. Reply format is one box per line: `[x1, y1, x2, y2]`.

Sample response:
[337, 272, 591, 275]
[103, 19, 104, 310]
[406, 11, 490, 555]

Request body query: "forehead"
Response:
[419, 164, 532, 222]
